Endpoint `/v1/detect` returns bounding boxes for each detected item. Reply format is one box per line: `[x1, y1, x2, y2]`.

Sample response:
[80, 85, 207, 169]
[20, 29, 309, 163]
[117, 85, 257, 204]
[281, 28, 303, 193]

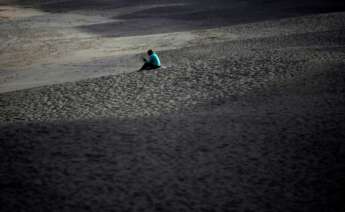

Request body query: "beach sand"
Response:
[1, 0, 345, 211]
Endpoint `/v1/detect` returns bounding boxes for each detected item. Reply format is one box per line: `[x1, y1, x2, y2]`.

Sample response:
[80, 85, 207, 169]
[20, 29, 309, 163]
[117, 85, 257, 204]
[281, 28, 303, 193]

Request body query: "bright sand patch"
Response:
[0, 5, 46, 20]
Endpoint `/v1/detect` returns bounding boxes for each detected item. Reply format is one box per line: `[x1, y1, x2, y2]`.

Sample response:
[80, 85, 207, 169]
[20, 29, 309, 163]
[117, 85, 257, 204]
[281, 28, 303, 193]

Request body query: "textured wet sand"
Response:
[1, 1, 345, 212]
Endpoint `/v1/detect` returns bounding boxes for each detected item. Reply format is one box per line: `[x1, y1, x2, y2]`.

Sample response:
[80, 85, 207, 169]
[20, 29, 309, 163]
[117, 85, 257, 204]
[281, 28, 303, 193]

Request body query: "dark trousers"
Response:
[139, 62, 160, 71]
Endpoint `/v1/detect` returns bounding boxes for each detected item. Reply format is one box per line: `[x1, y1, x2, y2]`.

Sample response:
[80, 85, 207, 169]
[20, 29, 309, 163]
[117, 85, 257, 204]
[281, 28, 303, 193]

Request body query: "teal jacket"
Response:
[149, 53, 161, 66]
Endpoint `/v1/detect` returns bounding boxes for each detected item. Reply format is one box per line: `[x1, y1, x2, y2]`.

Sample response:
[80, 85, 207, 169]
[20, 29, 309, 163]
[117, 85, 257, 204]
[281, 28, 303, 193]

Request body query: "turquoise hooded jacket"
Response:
[149, 52, 161, 66]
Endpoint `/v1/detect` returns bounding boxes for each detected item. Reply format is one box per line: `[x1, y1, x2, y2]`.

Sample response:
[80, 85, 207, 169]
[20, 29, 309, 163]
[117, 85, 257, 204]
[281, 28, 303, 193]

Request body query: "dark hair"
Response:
[147, 49, 153, 55]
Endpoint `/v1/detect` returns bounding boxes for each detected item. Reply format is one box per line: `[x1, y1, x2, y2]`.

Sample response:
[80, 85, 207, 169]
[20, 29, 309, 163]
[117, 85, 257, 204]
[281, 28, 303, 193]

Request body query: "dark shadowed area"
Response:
[2, 0, 345, 37]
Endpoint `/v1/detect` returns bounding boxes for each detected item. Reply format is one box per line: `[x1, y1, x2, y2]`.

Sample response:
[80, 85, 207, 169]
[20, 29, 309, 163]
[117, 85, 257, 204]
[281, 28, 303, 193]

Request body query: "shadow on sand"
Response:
[3, 0, 345, 37]
[1, 87, 344, 211]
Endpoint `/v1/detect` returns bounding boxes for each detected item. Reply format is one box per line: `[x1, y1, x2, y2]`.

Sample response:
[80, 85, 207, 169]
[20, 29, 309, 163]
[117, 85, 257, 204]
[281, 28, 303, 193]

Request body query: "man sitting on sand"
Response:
[138, 49, 161, 71]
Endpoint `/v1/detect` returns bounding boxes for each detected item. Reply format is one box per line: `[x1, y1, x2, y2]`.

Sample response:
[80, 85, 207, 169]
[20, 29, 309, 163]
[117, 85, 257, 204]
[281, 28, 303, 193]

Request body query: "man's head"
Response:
[147, 49, 154, 56]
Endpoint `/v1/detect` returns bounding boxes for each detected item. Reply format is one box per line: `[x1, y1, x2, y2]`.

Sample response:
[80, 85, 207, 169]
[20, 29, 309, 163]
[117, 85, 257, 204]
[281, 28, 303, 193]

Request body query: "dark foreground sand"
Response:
[1, 1, 345, 212]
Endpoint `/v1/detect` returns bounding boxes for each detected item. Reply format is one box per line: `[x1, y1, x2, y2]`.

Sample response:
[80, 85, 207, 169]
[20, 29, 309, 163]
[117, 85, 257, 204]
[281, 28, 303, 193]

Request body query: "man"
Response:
[138, 49, 161, 71]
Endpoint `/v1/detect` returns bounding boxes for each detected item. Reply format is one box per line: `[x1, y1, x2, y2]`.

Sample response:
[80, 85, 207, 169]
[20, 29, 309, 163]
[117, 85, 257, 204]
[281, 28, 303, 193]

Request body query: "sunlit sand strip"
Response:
[71, 3, 191, 18]
[0, 5, 46, 20]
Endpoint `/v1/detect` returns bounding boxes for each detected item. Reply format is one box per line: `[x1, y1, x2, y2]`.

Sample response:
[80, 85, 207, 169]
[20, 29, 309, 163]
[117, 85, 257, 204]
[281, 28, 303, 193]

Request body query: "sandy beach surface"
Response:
[1, 0, 345, 211]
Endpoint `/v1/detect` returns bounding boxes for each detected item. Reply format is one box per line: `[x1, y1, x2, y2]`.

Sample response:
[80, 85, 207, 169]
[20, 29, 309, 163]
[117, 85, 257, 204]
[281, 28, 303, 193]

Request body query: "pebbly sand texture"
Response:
[1, 1, 345, 212]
